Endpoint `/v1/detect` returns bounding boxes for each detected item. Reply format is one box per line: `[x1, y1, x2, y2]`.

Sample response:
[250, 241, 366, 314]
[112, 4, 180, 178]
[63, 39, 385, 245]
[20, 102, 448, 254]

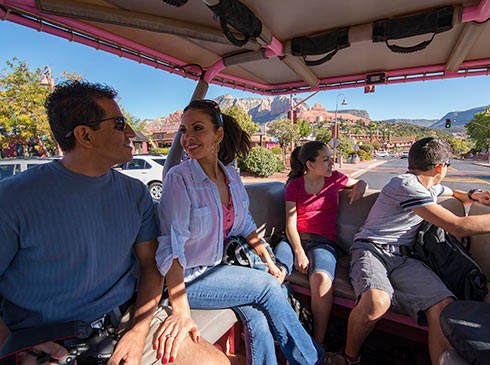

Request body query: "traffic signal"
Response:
[445, 118, 451, 128]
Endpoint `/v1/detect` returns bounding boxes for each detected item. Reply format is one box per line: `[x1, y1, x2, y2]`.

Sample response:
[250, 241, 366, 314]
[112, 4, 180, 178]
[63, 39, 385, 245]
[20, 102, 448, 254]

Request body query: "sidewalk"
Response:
[473, 161, 490, 169]
[240, 158, 387, 184]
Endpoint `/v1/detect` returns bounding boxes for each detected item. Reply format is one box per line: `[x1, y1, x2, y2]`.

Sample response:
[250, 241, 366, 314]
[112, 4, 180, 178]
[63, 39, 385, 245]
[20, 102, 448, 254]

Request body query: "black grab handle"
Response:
[384, 33, 436, 54]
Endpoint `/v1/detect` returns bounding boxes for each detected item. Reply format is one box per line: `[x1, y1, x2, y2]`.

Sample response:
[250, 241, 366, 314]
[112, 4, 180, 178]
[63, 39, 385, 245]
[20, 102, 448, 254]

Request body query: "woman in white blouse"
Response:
[154, 100, 324, 365]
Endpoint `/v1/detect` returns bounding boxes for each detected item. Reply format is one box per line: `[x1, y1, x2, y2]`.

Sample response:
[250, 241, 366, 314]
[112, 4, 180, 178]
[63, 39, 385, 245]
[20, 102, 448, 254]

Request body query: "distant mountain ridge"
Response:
[431, 106, 490, 128]
[141, 95, 489, 133]
[214, 94, 308, 124]
[384, 106, 490, 128]
[385, 119, 438, 127]
[327, 109, 370, 120]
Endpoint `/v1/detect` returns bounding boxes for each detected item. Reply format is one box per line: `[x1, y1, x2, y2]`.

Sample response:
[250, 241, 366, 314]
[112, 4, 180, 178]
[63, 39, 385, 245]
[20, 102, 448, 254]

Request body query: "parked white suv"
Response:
[114, 155, 166, 200]
[0, 157, 55, 180]
[375, 151, 389, 157]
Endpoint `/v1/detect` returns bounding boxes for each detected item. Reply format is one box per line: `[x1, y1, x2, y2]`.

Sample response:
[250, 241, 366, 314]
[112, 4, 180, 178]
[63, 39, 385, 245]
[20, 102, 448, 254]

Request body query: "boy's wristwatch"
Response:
[468, 188, 482, 201]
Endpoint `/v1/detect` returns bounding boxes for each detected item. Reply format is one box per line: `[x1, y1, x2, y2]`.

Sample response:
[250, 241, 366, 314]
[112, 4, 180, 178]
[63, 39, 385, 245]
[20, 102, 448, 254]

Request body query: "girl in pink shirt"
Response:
[285, 141, 367, 344]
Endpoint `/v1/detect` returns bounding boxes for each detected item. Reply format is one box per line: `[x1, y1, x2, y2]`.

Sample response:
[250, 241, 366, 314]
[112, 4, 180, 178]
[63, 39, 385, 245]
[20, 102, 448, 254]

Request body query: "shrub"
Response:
[358, 149, 370, 160]
[274, 156, 285, 172]
[151, 147, 170, 154]
[241, 147, 279, 177]
[237, 158, 246, 171]
[360, 144, 374, 153]
[270, 146, 282, 155]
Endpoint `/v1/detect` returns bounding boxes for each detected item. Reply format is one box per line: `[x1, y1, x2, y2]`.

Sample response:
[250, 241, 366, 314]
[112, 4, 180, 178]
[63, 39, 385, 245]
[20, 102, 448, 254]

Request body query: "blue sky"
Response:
[1, 20, 489, 122]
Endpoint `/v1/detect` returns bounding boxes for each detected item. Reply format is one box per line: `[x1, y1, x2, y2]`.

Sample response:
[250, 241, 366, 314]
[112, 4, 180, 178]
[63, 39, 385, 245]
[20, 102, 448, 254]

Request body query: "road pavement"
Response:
[241, 157, 490, 193]
[359, 158, 490, 191]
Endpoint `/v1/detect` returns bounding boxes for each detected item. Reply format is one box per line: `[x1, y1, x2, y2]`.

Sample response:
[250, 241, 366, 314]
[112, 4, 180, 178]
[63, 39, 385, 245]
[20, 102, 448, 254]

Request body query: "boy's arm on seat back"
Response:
[412, 204, 490, 237]
[450, 188, 490, 206]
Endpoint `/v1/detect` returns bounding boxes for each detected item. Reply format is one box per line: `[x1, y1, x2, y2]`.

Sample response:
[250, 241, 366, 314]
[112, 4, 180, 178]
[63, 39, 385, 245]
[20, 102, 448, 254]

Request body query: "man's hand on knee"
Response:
[108, 328, 146, 365]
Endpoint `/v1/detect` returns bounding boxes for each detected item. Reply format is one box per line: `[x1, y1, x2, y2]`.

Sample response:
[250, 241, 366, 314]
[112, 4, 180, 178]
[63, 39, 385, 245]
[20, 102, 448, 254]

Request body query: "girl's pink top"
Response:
[222, 178, 235, 240]
[285, 171, 348, 242]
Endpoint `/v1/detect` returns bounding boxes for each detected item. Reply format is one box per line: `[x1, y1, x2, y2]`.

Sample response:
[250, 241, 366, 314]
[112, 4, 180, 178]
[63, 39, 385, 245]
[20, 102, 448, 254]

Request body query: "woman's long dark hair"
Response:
[184, 100, 251, 165]
[286, 141, 328, 185]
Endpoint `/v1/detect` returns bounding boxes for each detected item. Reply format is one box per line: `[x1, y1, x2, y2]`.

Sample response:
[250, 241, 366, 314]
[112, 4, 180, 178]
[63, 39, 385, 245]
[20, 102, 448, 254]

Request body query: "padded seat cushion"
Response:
[287, 254, 409, 315]
[190, 308, 238, 344]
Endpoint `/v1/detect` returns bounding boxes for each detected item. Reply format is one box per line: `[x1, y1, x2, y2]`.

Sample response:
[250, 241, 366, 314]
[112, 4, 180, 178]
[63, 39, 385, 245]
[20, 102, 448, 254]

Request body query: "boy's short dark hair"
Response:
[408, 137, 452, 171]
[45, 80, 118, 151]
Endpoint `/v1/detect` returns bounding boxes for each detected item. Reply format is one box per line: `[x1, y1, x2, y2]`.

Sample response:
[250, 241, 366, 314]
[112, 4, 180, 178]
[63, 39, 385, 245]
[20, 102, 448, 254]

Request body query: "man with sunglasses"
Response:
[0, 81, 227, 364]
[330, 137, 490, 365]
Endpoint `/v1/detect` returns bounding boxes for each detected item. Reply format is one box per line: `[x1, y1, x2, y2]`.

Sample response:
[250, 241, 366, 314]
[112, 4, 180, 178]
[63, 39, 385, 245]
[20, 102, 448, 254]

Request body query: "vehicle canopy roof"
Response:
[2, 0, 490, 96]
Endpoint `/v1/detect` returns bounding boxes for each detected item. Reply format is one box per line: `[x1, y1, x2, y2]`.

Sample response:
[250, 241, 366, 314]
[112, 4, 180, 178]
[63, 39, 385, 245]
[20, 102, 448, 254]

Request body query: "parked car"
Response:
[114, 154, 166, 200]
[389, 151, 398, 158]
[0, 157, 55, 181]
[400, 151, 409, 159]
[375, 151, 389, 157]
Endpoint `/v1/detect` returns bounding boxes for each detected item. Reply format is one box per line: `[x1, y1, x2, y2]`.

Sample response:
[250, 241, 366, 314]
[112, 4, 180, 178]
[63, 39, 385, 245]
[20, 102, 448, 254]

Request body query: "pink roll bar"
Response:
[462, 0, 490, 23]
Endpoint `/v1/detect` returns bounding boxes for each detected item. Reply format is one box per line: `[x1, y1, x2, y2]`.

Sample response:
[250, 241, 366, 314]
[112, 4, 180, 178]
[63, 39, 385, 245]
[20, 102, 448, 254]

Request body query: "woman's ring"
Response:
[166, 334, 175, 338]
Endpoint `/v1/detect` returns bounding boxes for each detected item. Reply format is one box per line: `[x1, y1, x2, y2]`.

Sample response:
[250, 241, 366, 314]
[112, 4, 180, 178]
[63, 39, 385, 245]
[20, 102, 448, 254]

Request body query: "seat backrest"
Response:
[438, 196, 466, 217]
[336, 189, 380, 253]
[468, 203, 490, 279]
[245, 182, 285, 239]
[245, 182, 467, 256]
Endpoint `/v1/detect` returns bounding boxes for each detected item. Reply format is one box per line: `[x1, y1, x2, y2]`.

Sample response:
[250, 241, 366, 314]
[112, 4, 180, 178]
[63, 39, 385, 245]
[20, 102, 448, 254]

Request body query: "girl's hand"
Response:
[349, 180, 367, 204]
[294, 250, 309, 275]
[267, 261, 282, 278]
[154, 313, 200, 364]
[267, 261, 287, 284]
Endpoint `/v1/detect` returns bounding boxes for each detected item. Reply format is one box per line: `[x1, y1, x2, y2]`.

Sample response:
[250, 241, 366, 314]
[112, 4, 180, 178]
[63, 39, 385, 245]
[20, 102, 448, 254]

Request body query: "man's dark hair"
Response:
[45, 80, 118, 151]
[408, 137, 452, 171]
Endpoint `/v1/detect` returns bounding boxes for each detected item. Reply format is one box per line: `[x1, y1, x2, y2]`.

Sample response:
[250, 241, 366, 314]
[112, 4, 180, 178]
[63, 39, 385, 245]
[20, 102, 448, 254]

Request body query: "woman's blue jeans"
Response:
[185, 264, 323, 365]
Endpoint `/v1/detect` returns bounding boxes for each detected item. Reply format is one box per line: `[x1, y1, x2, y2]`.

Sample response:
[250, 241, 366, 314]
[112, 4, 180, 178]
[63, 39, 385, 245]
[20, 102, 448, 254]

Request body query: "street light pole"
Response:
[334, 93, 347, 167]
[40, 66, 55, 91]
[40, 66, 61, 156]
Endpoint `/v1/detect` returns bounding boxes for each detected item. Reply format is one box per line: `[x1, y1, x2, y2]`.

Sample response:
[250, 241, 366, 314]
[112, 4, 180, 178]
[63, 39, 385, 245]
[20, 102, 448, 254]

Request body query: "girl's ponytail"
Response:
[286, 146, 305, 185]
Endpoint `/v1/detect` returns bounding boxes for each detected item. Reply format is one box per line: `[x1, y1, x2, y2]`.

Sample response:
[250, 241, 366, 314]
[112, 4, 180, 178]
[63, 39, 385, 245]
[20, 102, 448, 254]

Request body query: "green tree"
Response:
[60, 71, 83, 81]
[120, 106, 146, 132]
[359, 143, 374, 154]
[371, 140, 382, 150]
[0, 58, 55, 155]
[338, 135, 354, 159]
[446, 137, 474, 155]
[465, 112, 490, 152]
[267, 119, 299, 161]
[223, 105, 258, 136]
[314, 126, 332, 144]
[296, 119, 312, 140]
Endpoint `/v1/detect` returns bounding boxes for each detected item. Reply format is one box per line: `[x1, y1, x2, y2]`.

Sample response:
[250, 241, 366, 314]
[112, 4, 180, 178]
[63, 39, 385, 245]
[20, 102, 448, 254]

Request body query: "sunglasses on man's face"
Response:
[189, 99, 224, 127]
[65, 116, 128, 138]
